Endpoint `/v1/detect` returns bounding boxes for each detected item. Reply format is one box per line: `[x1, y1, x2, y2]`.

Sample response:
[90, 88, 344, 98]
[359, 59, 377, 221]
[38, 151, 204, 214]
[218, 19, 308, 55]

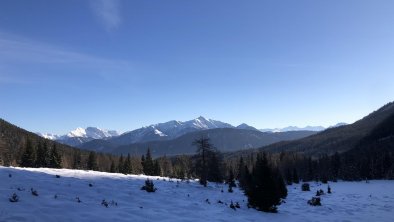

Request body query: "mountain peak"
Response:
[195, 116, 208, 121]
[236, 123, 259, 131]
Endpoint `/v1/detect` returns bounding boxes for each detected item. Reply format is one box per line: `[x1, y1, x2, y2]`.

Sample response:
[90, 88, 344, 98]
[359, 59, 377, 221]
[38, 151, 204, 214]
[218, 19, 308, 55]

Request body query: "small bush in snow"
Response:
[102, 199, 109, 208]
[307, 197, 321, 206]
[328, 185, 331, 194]
[230, 201, 236, 210]
[228, 186, 233, 193]
[141, 179, 156, 192]
[9, 193, 19, 202]
[9, 173, 12, 178]
[76, 197, 81, 203]
[302, 183, 310, 191]
[316, 189, 324, 196]
[55, 175, 61, 178]
[89, 183, 93, 187]
[31, 188, 38, 196]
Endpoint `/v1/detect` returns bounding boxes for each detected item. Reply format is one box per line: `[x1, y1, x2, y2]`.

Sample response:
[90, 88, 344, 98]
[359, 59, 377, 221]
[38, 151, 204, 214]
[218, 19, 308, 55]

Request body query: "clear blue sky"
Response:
[1, 0, 394, 134]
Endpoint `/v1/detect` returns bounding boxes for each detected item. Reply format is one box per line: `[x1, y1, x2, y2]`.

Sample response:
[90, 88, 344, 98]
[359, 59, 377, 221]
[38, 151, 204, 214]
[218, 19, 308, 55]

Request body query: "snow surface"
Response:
[1, 167, 393, 222]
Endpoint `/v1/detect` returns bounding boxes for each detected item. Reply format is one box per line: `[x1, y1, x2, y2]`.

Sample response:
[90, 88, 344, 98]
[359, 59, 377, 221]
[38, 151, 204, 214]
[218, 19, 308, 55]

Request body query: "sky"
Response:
[1, 0, 394, 135]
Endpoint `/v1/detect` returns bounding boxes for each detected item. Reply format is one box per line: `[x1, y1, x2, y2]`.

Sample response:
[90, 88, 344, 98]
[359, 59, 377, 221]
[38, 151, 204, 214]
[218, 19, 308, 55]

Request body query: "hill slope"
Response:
[0, 119, 113, 170]
[260, 102, 394, 156]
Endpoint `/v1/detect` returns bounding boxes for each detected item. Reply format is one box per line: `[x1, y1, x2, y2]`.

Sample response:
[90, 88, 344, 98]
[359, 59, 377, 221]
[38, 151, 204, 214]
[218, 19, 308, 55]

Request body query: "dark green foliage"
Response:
[293, 168, 299, 184]
[141, 179, 156, 192]
[87, 151, 98, 170]
[110, 160, 116, 173]
[153, 160, 161, 176]
[9, 193, 19, 202]
[20, 139, 36, 167]
[227, 170, 236, 188]
[242, 153, 286, 213]
[72, 149, 82, 169]
[276, 172, 288, 199]
[118, 155, 124, 173]
[302, 183, 310, 191]
[285, 169, 293, 185]
[48, 144, 62, 168]
[308, 197, 321, 206]
[142, 149, 154, 176]
[330, 152, 341, 180]
[237, 157, 245, 180]
[123, 153, 132, 174]
[35, 141, 49, 167]
[193, 137, 224, 186]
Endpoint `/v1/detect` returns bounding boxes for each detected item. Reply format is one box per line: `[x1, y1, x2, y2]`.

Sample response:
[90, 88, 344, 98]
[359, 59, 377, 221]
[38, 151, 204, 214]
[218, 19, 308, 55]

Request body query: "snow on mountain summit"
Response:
[66, 127, 119, 139]
[67, 127, 86, 137]
[110, 116, 236, 145]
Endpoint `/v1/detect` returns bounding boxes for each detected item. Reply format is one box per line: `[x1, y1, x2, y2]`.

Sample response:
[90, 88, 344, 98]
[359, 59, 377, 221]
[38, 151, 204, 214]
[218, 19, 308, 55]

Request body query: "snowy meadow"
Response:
[1, 166, 393, 222]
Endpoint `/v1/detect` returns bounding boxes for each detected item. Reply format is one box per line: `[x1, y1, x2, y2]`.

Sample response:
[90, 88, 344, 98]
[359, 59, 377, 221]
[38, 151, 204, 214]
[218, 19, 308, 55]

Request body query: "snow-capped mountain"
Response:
[67, 127, 119, 139]
[37, 127, 119, 147]
[110, 116, 234, 145]
[260, 126, 326, 133]
[260, 123, 348, 133]
[37, 133, 61, 140]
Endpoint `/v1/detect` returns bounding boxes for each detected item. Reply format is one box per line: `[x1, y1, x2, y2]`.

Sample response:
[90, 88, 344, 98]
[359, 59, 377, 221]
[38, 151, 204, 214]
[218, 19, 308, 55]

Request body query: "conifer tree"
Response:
[72, 149, 82, 169]
[246, 153, 284, 213]
[123, 153, 132, 174]
[36, 141, 49, 167]
[87, 151, 97, 171]
[239, 165, 251, 191]
[153, 160, 161, 176]
[193, 137, 223, 186]
[207, 149, 223, 183]
[237, 157, 245, 180]
[293, 168, 299, 184]
[227, 170, 236, 188]
[49, 144, 62, 168]
[21, 138, 36, 167]
[276, 171, 288, 199]
[330, 152, 341, 181]
[285, 168, 293, 185]
[110, 160, 116, 173]
[143, 149, 154, 176]
[118, 155, 124, 173]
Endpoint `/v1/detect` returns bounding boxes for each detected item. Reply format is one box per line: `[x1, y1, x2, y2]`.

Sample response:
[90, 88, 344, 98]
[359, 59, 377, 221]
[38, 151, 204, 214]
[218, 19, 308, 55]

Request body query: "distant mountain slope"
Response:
[38, 127, 119, 147]
[260, 126, 326, 132]
[0, 119, 81, 167]
[236, 123, 259, 131]
[260, 102, 394, 156]
[100, 128, 317, 157]
[109, 116, 234, 146]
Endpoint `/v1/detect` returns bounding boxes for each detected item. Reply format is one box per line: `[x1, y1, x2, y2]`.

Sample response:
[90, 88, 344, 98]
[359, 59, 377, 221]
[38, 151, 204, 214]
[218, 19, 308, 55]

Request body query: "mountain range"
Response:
[36, 117, 331, 155]
[2, 101, 393, 163]
[37, 127, 120, 147]
[104, 129, 317, 157]
[39, 116, 343, 148]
